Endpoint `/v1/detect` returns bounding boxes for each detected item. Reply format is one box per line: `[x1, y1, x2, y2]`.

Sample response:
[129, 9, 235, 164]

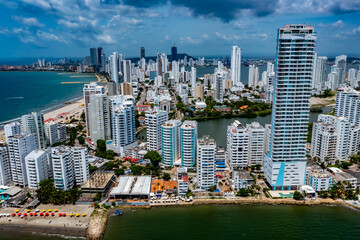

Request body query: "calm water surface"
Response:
[104, 205, 360, 240]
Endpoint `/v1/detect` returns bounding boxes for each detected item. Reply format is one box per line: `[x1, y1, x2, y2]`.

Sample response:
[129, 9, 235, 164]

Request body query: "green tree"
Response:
[89, 164, 98, 174]
[236, 188, 249, 197]
[130, 165, 144, 175]
[293, 191, 304, 200]
[162, 173, 171, 181]
[78, 136, 85, 144]
[80, 111, 85, 121]
[209, 185, 216, 192]
[114, 168, 125, 176]
[143, 151, 162, 168]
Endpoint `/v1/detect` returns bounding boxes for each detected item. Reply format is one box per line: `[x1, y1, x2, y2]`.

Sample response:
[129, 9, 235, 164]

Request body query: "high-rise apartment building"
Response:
[215, 67, 227, 103]
[83, 83, 105, 137]
[45, 122, 59, 146]
[171, 45, 177, 62]
[89, 94, 111, 143]
[122, 60, 131, 83]
[231, 46, 242, 87]
[146, 109, 168, 151]
[4, 122, 21, 143]
[21, 112, 46, 149]
[227, 120, 249, 168]
[312, 54, 327, 91]
[246, 122, 265, 166]
[51, 146, 74, 191]
[140, 47, 145, 59]
[72, 147, 89, 186]
[197, 135, 216, 189]
[335, 86, 360, 127]
[25, 149, 49, 189]
[0, 146, 11, 185]
[264, 24, 317, 190]
[161, 120, 182, 166]
[180, 121, 197, 168]
[109, 52, 120, 93]
[335, 55, 347, 85]
[108, 95, 137, 156]
[8, 133, 36, 187]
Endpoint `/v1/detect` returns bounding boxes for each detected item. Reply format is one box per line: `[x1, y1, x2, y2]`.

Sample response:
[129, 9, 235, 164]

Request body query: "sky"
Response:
[0, 0, 360, 59]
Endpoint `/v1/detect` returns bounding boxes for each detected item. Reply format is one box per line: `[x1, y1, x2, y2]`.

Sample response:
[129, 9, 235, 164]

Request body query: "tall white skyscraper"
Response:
[89, 94, 111, 143]
[335, 55, 347, 85]
[231, 46, 242, 87]
[146, 109, 168, 151]
[181, 121, 197, 168]
[109, 52, 119, 93]
[197, 135, 216, 189]
[45, 122, 59, 146]
[248, 65, 259, 88]
[171, 60, 179, 83]
[8, 133, 37, 187]
[312, 55, 327, 91]
[215, 67, 227, 103]
[161, 120, 182, 166]
[246, 122, 265, 166]
[4, 122, 21, 143]
[122, 60, 131, 83]
[21, 112, 46, 149]
[191, 67, 197, 96]
[83, 83, 105, 137]
[108, 95, 137, 156]
[0, 146, 11, 185]
[227, 120, 249, 168]
[25, 149, 49, 189]
[264, 24, 317, 190]
[335, 86, 360, 127]
[51, 146, 74, 191]
[72, 147, 89, 186]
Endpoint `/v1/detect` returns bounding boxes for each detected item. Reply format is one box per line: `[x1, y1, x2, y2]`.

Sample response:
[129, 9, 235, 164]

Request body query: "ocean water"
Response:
[0, 72, 97, 123]
[103, 205, 360, 240]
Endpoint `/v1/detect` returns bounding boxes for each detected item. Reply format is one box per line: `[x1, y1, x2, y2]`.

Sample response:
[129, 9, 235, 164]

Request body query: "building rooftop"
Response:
[110, 176, 151, 196]
[81, 171, 115, 189]
[181, 120, 197, 129]
[233, 170, 252, 180]
[198, 135, 215, 146]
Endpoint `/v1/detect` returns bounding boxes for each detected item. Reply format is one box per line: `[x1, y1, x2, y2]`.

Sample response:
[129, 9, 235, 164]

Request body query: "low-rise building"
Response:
[306, 165, 333, 191]
[109, 175, 152, 200]
[177, 167, 189, 196]
[233, 170, 254, 190]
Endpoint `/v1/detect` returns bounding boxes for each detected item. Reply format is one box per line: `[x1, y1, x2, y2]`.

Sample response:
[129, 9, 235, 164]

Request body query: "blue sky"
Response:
[0, 0, 360, 59]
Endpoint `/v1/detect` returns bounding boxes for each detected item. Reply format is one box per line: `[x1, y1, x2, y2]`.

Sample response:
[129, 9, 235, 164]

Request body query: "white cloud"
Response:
[180, 36, 203, 45]
[332, 20, 345, 28]
[13, 16, 44, 27]
[36, 30, 67, 43]
[57, 19, 80, 28]
[96, 34, 115, 44]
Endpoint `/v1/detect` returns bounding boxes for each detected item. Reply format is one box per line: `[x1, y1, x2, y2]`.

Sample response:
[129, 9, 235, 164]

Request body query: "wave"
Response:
[5, 97, 24, 100]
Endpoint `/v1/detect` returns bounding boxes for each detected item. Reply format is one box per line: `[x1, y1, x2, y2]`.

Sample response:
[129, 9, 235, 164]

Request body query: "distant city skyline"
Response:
[0, 1, 360, 58]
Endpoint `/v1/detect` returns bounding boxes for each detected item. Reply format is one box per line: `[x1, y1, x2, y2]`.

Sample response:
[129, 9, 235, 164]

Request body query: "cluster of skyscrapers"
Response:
[0, 112, 89, 190]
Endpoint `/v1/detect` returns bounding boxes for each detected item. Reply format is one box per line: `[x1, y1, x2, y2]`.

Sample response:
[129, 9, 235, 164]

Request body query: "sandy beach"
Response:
[0, 204, 93, 237]
[43, 98, 84, 123]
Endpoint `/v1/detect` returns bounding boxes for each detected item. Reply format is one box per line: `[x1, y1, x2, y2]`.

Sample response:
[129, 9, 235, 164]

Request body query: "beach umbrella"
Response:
[82, 213, 86, 217]
[54, 209, 58, 212]
[26, 209, 30, 212]
[76, 214, 80, 217]
[23, 213, 27, 216]
[45, 213, 49, 216]
[30, 213, 33, 216]
[48, 209, 52, 212]
[34, 213, 38, 216]
[17, 213, 21, 216]
[40, 213, 44, 216]
[62, 213, 66, 217]
[69, 213, 74, 217]
[15, 209, 19, 213]
[11, 213, 15, 217]
[59, 213, 62, 217]
[42, 209, 46, 212]
[51, 213, 55, 216]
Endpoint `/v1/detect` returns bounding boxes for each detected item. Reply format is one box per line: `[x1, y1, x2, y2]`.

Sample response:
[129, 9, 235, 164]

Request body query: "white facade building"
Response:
[72, 147, 89, 186]
[145, 110, 168, 151]
[0, 146, 11, 185]
[264, 24, 316, 190]
[21, 112, 46, 149]
[180, 121, 198, 168]
[306, 165, 333, 191]
[25, 149, 49, 189]
[177, 167, 189, 195]
[83, 83, 105, 137]
[161, 120, 182, 166]
[4, 122, 21, 143]
[231, 46, 242, 87]
[246, 122, 265, 166]
[51, 146, 74, 191]
[8, 133, 36, 187]
[45, 122, 59, 146]
[335, 86, 360, 127]
[197, 135, 216, 189]
[89, 94, 111, 143]
[227, 120, 249, 168]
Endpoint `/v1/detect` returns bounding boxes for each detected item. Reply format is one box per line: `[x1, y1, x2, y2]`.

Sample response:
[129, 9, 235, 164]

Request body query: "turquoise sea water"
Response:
[103, 205, 360, 240]
[0, 72, 97, 123]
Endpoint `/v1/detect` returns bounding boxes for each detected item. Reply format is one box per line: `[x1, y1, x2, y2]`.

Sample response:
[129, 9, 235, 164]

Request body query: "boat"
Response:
[115, 210, 122, 216]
